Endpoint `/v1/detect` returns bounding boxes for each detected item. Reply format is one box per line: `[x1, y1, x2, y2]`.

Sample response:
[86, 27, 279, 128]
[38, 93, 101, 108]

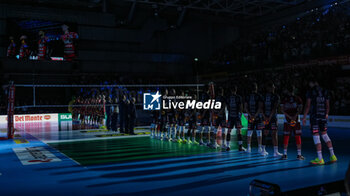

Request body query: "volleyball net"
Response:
[1, 82, 206, 139]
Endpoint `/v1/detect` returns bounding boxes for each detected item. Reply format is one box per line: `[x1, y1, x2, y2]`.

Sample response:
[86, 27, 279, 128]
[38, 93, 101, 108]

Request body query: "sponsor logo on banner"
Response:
[13, 147, 61, 165]
[59, 113, 72, 121]
[11, 114, 58, 123]
[0, 113, 58, 124]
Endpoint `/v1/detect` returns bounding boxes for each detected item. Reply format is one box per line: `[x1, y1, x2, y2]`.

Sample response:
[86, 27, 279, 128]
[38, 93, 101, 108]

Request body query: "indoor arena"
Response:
[0, 0, 350, 195]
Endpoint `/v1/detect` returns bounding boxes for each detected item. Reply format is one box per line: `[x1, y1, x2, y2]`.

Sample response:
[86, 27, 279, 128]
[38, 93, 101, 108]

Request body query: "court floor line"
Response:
[43, 134, 150, 144]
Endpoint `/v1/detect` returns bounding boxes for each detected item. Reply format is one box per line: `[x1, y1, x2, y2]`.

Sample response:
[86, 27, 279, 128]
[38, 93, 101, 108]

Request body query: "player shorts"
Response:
[177, 119, 185, 126]
[151, 118, 158, 124]
[160, 117, 167, 131]
[212, 116, 226, 127]
[227, 117, 242, 129]
[264, 117, 278, 130]
[248, 117, 264, 131]
[283, 122, 301, 135]
[200, 118, 210, 126]
[310, 119, 328, 134]
[168, 116, 176, 125]
[188, 120, 196, 129]
[200, 126, 210, 133]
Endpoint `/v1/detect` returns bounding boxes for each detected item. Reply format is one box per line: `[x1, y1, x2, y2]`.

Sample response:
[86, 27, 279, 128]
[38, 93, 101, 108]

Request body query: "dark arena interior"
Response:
[1, 0, 350, 195]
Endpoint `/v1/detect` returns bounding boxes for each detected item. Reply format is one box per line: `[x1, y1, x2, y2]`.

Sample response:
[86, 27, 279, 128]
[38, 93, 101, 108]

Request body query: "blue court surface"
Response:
[0, 123, 349, 196]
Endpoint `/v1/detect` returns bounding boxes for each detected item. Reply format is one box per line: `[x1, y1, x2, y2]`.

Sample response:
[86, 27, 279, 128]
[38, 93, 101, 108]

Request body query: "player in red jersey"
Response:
[80, 96, 86, 125]
[37, 31, 49, 60]
[19, 35, 30, 59]
[61, 24, 78, 61]
[280, 85, 305, 160]
[7, 36, 16, 58]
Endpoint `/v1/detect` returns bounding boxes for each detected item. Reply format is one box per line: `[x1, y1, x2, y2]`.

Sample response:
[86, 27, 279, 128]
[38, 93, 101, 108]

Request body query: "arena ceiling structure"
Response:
[2, 0, 312, 17]
[122, 0, 307, 17]
[2, 0, 343, 21]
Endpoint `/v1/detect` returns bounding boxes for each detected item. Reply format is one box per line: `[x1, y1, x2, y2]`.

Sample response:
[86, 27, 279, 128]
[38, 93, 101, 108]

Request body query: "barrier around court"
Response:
[1, 113, 350, 128]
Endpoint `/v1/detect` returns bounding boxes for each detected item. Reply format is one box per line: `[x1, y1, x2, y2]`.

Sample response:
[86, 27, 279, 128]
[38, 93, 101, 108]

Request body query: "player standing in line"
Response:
[245, 83, 264, 154]
[81, 95, 88, 126]
[150, 110, 158, 138]
[225, 85, 245, 152]
[175, 90, 185, 143]
[176, 107, 187, 143]
[160, 89, 169, 140]
[186, 94, 199, 145]
[280, 85, 305, 160]
[167, 89, 177, 141]
[303, 80, 337, 165]
[210, 87, 226, 149]
[262, 82, 282, 157]
[198, 88, 211, 146]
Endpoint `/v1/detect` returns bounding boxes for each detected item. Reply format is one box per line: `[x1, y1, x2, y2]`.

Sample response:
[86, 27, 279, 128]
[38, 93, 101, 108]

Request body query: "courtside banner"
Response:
[58, 113, 72, 122]
[13, 147, 61, 165]
[0, 113, 58, 123]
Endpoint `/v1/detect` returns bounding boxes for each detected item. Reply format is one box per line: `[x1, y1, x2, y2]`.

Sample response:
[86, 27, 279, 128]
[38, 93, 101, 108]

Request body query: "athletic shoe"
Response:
[261, 150, 269, 156]
[168, 138, 173, 142]
[310, 158, 325, 165]
[177, 138, 182, 143]
[297, 155, 305, 160]
[182, 139, 188, 144]
[206, 143, 212, 147]
[221, 144, 227, 149]
[246, 147, 251, 153]
[187, 140, 192, 144]
[273, 152, 282, 157]
[258, 147, 263, 154]
[211, 143, 220, 149]
[238, 146, 246, 152]
[193, 140, 199, 145]
[199, 141, 205, 146]
[173, 138, 178, 142]
[280, 155, 288, 160]
[226, 146, 231, 151]
[330, 155, 337, 163]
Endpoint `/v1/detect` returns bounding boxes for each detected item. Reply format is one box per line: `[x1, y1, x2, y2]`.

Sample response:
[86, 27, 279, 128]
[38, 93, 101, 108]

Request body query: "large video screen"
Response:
[6, 18, 78, 60]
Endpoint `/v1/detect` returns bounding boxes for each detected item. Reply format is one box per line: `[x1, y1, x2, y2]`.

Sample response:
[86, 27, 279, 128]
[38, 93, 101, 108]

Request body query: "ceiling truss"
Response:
[123, 0, 306, 17]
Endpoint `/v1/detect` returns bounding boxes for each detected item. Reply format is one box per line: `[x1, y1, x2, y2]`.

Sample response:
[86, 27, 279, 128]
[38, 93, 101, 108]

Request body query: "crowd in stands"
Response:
[210, 2, 350, 67]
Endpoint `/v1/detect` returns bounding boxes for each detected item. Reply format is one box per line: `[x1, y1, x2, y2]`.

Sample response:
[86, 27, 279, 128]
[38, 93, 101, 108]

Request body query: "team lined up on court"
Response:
[150, 81, 337, 165]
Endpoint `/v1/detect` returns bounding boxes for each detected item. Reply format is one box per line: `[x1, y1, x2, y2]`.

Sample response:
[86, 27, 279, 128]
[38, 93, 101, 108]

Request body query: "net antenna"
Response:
[6, 81, 15, 139]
